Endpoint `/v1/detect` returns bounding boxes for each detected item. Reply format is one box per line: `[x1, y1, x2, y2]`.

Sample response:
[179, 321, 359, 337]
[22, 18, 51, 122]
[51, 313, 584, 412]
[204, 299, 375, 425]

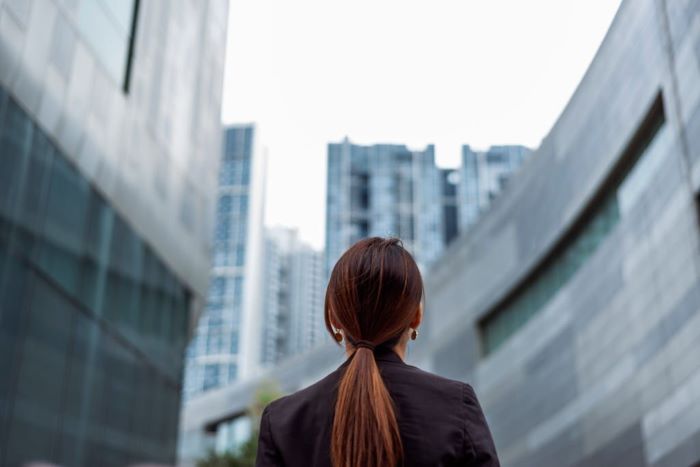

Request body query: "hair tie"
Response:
[353, 340, 376, 351]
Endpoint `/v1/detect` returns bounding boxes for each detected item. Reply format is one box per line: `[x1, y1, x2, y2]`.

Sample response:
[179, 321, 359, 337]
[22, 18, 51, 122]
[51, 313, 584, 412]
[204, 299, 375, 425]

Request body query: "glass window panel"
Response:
[59, 310, 97, 465]
[17, 128, 54, 241]
[36, 155, 91, 298]
[6, 277, 74, 465]
[104, 216, 143, 332]
[0, 98, 32, 223]
[77, 0, 136, 85]
[618, 123, 672, 214]
[203, 364, 220, 390]
[0, 255, 34, 425]
[100, 0, 135, 33]
[230, 332, 239, 353]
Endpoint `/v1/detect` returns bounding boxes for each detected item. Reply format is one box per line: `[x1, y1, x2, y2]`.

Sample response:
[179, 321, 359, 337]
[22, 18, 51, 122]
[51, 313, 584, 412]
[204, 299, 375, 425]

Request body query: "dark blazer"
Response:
[256, 345, 500, 466]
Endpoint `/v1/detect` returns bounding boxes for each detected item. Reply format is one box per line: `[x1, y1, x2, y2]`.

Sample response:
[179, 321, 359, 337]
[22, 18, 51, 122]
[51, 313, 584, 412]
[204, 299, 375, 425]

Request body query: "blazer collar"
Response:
[374, 345, 405, 363]
[337, 345, 405, 369]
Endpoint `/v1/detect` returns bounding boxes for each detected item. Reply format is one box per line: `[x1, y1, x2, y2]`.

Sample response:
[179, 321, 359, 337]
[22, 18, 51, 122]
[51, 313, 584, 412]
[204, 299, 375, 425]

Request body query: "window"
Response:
[234, 244, 245, 267]
[77, 0, 139, 92]
[696, 191, 700, 232]
[479, 94, 668, 356]
[209, 277, 226, 303]
[206, 327, 223, 353]
[215, 217, 231, 241]
[232, 277, 244, 307]
[218, 195, 232, 214]
[203, 364, 220, 390]
[227, 363, 238, 382]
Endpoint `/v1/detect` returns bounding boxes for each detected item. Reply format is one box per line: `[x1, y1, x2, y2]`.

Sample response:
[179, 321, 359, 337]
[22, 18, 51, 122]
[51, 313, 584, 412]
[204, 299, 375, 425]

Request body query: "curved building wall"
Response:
[415, 0, 700, 466]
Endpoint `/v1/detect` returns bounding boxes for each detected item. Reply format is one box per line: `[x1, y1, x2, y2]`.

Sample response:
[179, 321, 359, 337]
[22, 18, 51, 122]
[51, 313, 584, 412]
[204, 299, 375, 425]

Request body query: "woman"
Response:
[256, 237, 500, 467]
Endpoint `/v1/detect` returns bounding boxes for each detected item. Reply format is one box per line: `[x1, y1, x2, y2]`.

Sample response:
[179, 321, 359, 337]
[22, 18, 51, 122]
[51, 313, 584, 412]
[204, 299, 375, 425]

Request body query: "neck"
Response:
[392, 341, 408, 360]
[344, 340, 408, 360]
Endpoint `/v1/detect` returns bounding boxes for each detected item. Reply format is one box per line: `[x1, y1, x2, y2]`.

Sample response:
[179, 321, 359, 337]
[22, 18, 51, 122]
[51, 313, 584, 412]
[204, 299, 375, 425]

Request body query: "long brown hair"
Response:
[324, 237, 424, 467]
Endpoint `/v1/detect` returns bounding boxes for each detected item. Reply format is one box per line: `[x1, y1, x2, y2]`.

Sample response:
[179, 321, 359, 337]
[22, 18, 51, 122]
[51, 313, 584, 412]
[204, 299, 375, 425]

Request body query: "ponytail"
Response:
[331, 347, 402, 467]
[324, 237, 423, 467]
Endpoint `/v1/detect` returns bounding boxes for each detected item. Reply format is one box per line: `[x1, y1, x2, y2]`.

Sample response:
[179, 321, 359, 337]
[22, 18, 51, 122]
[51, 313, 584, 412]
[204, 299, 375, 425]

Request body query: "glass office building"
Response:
[184, 124, 266, 398]
[459, 145, 531, 230]
[325, 139, 531, 277]
[439, 168, 460, 245]
[0, 1, 228, 465]
[325, 138, 443, 275]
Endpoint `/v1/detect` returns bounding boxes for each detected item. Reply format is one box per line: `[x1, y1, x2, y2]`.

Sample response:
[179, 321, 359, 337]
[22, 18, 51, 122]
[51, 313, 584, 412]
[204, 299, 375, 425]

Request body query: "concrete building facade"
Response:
[179, 1, 700, 466]
[0, 0, 228, 465]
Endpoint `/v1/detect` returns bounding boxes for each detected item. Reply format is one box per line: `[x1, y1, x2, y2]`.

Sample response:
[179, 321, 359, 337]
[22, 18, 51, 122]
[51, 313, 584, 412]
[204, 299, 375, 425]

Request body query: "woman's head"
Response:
[324, 237, 424, 350]
[324, 237, 424, 467]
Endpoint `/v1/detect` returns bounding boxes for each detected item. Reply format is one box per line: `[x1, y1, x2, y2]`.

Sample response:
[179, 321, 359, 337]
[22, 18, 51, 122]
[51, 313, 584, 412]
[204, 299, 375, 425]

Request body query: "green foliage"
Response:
[250, 380, 284, 422]
[196, 380, 283, 467]
[196, 449, 239, 467]
[196, 434, 258, 467]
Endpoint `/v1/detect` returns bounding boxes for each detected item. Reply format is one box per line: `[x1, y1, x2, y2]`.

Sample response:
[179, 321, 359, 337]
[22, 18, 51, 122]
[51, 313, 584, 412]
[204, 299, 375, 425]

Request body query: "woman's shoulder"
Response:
[380, 357, 472, 399]
[399, 364, 488, 424]
[403, 364, 482, 406]
[385, 363, 499, 463]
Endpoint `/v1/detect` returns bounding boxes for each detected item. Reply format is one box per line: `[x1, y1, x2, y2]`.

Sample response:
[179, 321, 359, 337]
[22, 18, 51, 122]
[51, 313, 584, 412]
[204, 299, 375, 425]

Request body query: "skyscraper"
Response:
[325, 138, 530, 275]
[439, 168, 460, 245]
[184, 124, 266, 398]
[262, 227, 325, 366]
[459, 145, 531, 229]
[325, 137, 443, 276]
[0, 1, 228, 465]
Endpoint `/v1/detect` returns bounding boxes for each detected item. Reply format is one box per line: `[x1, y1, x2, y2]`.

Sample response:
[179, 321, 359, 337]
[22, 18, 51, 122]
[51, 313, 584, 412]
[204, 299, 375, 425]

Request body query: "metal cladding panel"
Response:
[0, 0, 230, 308]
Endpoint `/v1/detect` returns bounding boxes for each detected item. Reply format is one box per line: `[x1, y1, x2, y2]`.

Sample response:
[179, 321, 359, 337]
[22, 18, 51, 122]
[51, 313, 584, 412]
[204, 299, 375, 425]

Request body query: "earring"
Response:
[411, 328, 418, 340]
[334, 329, 343, 342]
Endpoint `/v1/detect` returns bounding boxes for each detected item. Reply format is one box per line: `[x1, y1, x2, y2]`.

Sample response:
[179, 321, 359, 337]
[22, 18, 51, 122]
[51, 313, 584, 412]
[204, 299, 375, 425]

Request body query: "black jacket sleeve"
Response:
[256, 405, 284, 466]
[462, 383, 500, 466]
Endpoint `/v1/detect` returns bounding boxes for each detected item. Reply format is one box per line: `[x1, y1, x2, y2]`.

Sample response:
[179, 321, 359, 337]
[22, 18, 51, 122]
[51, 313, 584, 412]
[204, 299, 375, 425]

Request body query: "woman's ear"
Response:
[410, 302, 423, 329]
[327, 306, 339, 331]
[329, 317, 342, 333]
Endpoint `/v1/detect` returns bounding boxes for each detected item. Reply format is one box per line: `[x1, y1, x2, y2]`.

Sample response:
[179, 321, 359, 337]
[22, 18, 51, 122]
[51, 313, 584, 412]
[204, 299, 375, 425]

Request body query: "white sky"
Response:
[221, 0, 622, 250]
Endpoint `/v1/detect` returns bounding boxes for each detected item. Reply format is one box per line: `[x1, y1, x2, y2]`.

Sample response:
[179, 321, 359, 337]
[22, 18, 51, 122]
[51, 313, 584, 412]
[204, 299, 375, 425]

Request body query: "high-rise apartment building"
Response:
[262, 227, 325, 366]
[439, 168, 460, 245]
[326, 138, 530, 275]
[325, 138, 443, 276]
[184, 124, 266, 398]
[459, 145, 531, 229]
[0, 1, 228, 465]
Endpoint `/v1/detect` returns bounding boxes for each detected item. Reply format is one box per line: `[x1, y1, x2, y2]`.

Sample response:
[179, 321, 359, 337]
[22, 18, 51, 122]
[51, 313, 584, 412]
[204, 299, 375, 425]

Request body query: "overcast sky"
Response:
[221, 0, 622, 250]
